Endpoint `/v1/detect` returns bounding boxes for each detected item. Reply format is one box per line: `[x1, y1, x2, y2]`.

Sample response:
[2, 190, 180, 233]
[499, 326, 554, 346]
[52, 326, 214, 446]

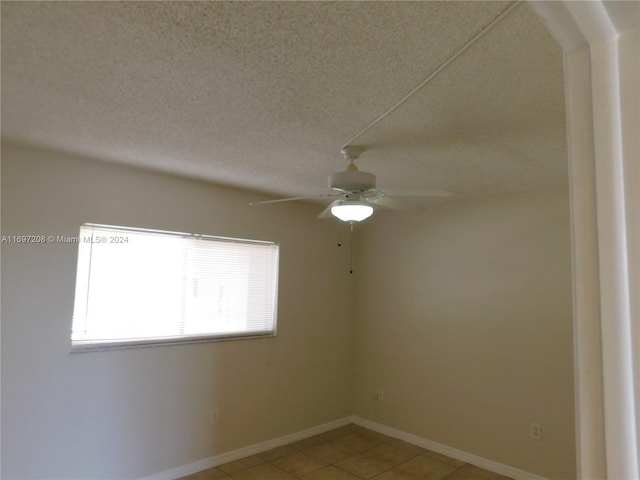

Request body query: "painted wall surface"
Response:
[352, 191, 575, 479]
[0, 142, 355, 479]
[1, 142, 576, 479]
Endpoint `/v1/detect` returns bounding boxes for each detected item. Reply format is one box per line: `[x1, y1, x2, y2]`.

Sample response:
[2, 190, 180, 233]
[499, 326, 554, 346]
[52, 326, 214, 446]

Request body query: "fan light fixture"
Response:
[331, 200, 373, 222]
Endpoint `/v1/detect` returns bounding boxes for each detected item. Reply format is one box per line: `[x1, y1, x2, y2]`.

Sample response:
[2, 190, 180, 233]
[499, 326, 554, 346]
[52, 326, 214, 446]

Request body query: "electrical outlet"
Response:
[376, 390, 385, 401]
[210, 408, 220, 425]
[530, 422, 542, 440]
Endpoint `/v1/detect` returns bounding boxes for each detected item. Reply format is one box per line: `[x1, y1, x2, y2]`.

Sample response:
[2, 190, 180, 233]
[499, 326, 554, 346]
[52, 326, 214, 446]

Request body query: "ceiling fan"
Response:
[250, 145, 450, 222]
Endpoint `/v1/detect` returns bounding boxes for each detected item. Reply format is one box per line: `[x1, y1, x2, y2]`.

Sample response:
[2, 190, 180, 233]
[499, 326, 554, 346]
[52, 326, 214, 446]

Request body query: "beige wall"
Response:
[1, 142, 575, 479]
[351, 191, 575, 479]
[0, 142, 354, 478]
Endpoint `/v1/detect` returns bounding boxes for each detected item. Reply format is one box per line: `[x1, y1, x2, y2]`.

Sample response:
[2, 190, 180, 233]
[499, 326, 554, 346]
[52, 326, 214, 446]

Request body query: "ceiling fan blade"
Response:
[249, 194, 337, 206]
[365, 195, 407, 210]
[379, 188, 451, 198]
[317, 201, 338, 219]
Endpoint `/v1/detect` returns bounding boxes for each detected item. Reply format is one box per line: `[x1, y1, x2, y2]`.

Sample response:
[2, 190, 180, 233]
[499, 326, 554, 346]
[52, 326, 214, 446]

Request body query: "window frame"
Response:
[70, 223, 279, 353]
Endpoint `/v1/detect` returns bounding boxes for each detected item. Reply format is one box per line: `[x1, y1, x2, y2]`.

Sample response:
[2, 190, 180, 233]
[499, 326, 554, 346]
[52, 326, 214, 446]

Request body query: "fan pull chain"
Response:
[349, 222, 354, 274]
[336, 223, 355, 274]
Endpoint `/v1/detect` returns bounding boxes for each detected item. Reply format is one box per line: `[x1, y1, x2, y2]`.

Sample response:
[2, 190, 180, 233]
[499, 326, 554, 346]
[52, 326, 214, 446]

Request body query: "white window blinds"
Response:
[71, 224, 279, 351]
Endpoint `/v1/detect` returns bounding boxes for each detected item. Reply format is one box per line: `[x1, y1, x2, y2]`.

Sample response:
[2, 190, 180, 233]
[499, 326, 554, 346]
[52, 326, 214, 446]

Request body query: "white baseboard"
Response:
[140, 415, 548, 480]
[138, 417, 353, 480]
[350, 416, 549, 480]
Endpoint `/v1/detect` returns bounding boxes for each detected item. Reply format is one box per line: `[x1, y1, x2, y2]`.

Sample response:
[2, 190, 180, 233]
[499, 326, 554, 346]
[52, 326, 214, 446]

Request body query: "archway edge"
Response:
[529, 1, 639, 479]
[531, 1, 639, 49]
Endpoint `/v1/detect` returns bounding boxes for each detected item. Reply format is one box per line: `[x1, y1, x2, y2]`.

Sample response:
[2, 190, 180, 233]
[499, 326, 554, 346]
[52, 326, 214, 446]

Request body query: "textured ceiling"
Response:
[1, 1, 567, 206]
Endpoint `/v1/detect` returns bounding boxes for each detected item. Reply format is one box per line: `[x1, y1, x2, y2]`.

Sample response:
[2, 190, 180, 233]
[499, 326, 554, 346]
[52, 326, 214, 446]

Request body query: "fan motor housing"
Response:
[328, 170, 376, 192]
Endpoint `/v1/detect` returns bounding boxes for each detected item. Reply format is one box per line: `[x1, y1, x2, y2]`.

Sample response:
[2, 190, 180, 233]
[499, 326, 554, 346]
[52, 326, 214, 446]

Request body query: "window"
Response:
[71, 224, 279, 351]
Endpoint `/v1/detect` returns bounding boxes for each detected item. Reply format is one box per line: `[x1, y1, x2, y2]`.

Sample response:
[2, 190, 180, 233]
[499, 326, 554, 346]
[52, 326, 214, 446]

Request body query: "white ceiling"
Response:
[1, 1, 567, 206]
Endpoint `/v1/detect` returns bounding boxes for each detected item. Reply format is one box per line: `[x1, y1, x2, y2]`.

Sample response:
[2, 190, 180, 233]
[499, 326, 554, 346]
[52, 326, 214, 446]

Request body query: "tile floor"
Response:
[179, 424, 513, 480]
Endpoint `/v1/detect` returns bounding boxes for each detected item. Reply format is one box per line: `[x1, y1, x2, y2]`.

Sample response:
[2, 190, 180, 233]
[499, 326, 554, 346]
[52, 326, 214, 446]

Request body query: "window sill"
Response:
[70, 331, 276, 353]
